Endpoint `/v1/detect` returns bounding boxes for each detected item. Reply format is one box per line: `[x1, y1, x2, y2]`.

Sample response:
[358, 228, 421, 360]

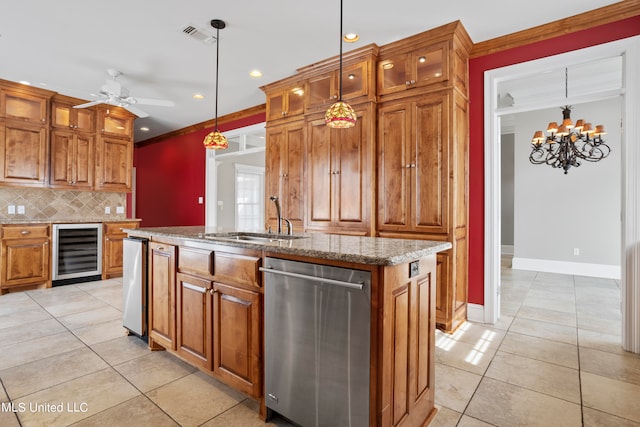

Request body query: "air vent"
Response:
[179, 23, 216, 45]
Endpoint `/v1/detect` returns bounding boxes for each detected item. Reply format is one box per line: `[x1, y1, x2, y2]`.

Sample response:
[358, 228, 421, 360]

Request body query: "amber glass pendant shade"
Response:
[203, 130, 228, 149]
[325, 101, 357, 128]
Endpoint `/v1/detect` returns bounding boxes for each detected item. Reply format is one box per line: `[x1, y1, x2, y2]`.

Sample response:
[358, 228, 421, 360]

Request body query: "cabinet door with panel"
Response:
[0, 85, 49, 124]
[0, 120, 48, 186]
[148, 242, 176, 350]
[0, 224, 50, 294]
[95, 135, 132, 191]
[51, 97, 95, 133]
[176, 272, 213, 370]
[306, 104, 373, 234]
[378, 41, 448, 96]
[265, 120, 305, 231]
[212, 281, 261, 397]
[102, 221, 138, 279]
[50, 130, 94, 189]
[306, 60, 369, 110]
[377, 93, 449, 234]
[264, 83, 305, 122]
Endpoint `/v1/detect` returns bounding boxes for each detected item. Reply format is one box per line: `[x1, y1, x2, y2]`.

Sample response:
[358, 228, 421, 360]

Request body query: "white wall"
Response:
[513, 98, 621, 274]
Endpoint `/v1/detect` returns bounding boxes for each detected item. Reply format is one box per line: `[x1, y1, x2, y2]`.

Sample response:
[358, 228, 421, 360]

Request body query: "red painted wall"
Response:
[133, 113, 265, 227]
[468, 16, 640, 305]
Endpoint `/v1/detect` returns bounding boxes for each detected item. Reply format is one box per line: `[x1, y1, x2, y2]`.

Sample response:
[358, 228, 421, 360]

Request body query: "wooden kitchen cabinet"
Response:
[102, 221, 139, 279]
[306, 103, 375, 235]
[95, 134, 133, 191]
[97, 107, 133, 138]
[0, 120, 49, 187]
[148, 242, 177, 351]
[50, 95, 96, 190]
[377, 40, 448, 96]
[264, 81, 305, 122]
[0, 224, 51, 294]
[212, 281, 261, 397]
[0, 81, 52, 188]
[176, 272, 214, 370]
[265, 120, 305, 231]
[305, 60, 370, 110]
[381, 255, 437, 426]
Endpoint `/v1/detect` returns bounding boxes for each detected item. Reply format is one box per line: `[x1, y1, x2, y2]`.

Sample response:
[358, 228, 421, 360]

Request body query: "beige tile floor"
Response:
[0, 260, 638, 426]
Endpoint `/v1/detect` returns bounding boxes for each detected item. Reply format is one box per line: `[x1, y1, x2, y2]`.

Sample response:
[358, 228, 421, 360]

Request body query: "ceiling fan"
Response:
[73, 69, 175, 118]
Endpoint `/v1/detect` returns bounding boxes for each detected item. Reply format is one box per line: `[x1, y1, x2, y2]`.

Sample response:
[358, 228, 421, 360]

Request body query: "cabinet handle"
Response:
[410, 163, 416, 168]
[410, 79, 416, 85]
[105, 237, 110, 241]
[20, 230, 30, 235]
[406, 81, 411, 86]
[157, 246, 165, 251]
[405, 164, 411, 168]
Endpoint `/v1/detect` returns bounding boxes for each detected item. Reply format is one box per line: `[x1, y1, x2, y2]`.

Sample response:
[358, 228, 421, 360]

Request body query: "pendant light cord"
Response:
[338, 0, 344, 101]
[215, 26, 220, 131]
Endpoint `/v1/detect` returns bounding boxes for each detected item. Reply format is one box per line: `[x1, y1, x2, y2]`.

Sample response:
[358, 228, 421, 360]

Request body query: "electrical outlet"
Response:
[573, 248, 580, 256]
[7, 205, 15, 215]
[17, 205, 25, 214]
[116, 206, 125, 214]
[198, 196, 204, 204]
[105, 206, 111, 214]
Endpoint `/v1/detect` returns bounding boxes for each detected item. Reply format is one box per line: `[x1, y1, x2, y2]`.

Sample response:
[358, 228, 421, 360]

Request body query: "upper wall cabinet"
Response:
[305, 60, 370, 110]
[377, 41, 449, 96]
[263, 81, 305, 122]
[51, 95, 96, 133]
[98, 106, 134, 139]
[0, 80, 54, 187]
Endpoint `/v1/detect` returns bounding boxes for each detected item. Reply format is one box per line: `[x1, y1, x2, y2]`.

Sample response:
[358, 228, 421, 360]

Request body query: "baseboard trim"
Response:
[501, 245, 514, 255]
[467, 303, 486, 323]
[512, 257, 621, 279]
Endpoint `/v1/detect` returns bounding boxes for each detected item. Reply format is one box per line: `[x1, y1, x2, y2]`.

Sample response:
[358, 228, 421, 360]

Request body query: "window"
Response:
[235, 164, 265, 231]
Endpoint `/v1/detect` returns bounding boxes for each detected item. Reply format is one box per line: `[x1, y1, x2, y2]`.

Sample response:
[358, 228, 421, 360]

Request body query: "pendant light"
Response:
[324, 0, 357, 128]
[203, 19, 229, 149]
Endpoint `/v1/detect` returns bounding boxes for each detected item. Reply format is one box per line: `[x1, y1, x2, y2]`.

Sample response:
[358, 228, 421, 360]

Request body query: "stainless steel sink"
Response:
[203, 232, 307, 244]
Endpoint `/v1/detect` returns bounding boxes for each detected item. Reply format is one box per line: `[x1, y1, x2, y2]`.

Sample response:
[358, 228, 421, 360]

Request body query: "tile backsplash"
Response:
[0, 188, 127, 221]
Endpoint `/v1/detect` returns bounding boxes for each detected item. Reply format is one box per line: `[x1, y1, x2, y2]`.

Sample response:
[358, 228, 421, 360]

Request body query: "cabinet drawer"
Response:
[179, 247, 214, 277]
[2, 225, 49, 240]
[104, 221, 138, 236]
[213, 252, 261, 288]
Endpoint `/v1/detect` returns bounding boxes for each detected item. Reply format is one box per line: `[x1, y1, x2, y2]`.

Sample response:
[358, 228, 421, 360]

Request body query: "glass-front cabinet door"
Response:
[99, 108, 133, 138]
[2, 92, 48, 124]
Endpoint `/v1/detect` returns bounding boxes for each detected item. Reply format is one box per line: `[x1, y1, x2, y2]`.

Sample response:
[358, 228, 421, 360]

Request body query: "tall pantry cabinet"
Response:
[376, 22, 471, 332]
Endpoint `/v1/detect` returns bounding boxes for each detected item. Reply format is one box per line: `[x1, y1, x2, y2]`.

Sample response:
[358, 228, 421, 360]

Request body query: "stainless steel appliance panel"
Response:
[123, 236, 147, 336]
[263, 257, 371, 427]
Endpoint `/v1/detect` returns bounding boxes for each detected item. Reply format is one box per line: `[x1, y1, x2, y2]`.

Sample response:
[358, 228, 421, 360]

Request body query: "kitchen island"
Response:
[125, 226, 451, 427]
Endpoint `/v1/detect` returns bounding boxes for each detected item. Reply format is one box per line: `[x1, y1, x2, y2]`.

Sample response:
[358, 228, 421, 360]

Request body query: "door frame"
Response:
[483, 36, 640, 353]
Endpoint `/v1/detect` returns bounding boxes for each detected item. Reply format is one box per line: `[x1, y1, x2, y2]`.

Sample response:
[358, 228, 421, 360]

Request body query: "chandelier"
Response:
[203, 19, 228, 150]
[324, 0, 357, 128]
[529, 68, 609, 174]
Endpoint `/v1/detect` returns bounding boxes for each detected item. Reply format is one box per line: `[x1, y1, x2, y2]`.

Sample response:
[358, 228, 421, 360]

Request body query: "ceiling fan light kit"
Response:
[203, 18, 229, 150]
[73, 69, 174, 119]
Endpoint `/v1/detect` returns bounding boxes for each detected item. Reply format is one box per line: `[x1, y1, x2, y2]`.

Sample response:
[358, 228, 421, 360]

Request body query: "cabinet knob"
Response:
[406, 81, 411, 86]
[20, 230, 30, 235]
[410, 163, 416, 168]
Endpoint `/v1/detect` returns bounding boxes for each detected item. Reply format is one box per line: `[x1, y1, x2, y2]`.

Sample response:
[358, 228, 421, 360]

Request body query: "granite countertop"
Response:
[0, 218, 141, 225]
[126, 226, 452, 266]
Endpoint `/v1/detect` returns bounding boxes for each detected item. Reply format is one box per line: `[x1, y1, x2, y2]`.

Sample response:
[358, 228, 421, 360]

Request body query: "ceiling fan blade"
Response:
[132, 97, 175, 107]
[122, 105, 149, 118]
[73, 100, 105, 109]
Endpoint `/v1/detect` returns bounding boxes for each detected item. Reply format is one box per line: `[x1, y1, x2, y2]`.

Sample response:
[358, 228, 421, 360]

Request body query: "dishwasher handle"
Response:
[259, 266, 364, 290]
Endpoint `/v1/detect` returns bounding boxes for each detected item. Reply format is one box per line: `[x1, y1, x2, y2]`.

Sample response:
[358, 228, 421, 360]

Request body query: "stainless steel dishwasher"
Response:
[261, 257, 371, 427]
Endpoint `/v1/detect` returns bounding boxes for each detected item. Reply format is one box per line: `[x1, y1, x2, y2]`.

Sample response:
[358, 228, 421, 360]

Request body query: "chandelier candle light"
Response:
[529, 69, 609, 174]
[325, 0, 357, 128]
[203, 19, 228, 149]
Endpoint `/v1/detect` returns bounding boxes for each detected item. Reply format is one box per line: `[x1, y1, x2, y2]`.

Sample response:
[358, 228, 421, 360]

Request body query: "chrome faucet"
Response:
[269, 195, 293, 235]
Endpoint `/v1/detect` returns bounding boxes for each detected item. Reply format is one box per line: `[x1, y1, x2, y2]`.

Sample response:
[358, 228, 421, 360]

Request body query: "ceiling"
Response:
[0, 0, 622, 142]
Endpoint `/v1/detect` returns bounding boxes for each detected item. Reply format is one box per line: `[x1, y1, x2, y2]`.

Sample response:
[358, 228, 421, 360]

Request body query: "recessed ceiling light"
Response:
[193, 93, 205, 100]
[343, 33, 359, 43]
[18, 80, 31, 85]
[140, 127, 150, 132]
[249, 69, 263, 78]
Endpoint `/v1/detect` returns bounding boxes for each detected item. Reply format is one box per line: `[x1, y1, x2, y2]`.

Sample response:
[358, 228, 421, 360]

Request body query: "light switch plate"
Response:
[116, 206, 125, 214]
[105, 206, 111, 214]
